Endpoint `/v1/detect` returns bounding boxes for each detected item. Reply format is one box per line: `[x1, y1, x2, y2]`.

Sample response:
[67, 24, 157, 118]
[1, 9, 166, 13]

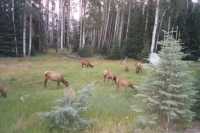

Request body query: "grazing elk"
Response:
[0, 85, 7, 98]
[44, 71, 69, 88]
[135, 62, 143, 73]
[114, 76, 135, 91]
[103, 69, 116, 83]
[80, 59, 94, 68]
[120, 57, 129, 72]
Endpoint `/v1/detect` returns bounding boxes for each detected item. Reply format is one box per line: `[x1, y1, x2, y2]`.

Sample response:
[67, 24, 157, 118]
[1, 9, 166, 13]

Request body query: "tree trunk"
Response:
[119, 7, 125, 47]
[125, 1, 131, 41]
[28, 14, 32, 56]
[155, 9, 167, 51]
[150, 0, 160, 53]
[23, 12, 27, 57]
[79, 0, 83, 48]
[12, 0, 18, 56]
[113, 6, 120, 44]
[102, 0, 111, 48]
[28, 0, 32, 56]
[60, 0, 64, 50]
[45, 0, 50, 51]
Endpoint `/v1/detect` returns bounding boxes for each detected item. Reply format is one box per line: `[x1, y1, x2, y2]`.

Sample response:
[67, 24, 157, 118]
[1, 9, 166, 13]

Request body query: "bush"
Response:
[192, 68, 200, 120]
[78, 47, 94, 57]
[40, 84, 94, 133]
[107, 45, 122, 60]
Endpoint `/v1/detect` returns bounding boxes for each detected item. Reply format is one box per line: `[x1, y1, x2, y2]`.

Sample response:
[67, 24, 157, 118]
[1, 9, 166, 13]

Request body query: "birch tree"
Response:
[23, 11, 27, 57]
[150, 0, 160, 53]
[28, 0, 33, 56]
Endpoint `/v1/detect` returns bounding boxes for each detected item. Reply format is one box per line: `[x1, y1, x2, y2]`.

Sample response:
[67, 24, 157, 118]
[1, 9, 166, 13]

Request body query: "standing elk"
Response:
[0, 85, 7, 98]
[113, 76, 135, 91]
[44, 71, 69, 88]
[120, 57, 129, 72]
[135, 62, 143, 73]
[103, 69, 116, 83]
[80, 59, 94, 68]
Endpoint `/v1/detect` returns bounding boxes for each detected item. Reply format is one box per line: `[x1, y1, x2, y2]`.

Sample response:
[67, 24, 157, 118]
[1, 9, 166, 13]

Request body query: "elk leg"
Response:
[44, 79, 48, 87]
[57, 81, 60, 87]
[103, 75, 106, 82]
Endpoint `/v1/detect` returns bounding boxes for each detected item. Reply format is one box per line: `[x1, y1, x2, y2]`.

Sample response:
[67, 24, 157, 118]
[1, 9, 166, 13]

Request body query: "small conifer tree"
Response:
[40, 84, 94, 133]
[137, 33, 196, 131]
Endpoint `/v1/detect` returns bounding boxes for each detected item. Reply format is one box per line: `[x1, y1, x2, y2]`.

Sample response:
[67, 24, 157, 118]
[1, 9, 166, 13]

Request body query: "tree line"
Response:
[0, 0, 199, 60]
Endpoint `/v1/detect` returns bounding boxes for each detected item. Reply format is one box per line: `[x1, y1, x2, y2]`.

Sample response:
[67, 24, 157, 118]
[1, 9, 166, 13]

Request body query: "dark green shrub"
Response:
[107, 44, 122, 60]
[78, 47, 94, 57]
[192, 68, 200, 120]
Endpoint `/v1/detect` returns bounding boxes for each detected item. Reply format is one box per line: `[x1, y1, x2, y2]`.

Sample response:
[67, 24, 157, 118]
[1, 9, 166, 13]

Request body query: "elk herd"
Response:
[0, 58, 143, 98]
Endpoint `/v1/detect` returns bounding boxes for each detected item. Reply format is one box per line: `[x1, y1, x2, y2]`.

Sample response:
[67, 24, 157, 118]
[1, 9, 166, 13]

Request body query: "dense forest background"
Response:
[0, 0, 199, 60]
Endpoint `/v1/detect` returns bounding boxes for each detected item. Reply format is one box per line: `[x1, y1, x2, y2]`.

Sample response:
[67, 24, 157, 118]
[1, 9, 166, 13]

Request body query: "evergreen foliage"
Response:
[136, 34, 196, 130]
[125, 7, 146, 59]
[192, 68, 200, 120]
[40, 84, 94, 132]
[78, 47, 94, 57]
[178, 4, 200, 60]
[107, 43, 122, 60]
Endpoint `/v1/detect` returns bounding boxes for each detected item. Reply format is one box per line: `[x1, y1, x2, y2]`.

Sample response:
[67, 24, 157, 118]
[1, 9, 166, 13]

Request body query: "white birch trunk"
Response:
[113, 7, 120, 43]
[23, 13, 27, 57]
[60, 0, 64, 50]
[150, 0, 160, 53]
[119, 8, 124, 47]
[28, 0, 32, 56]
[12, 0, 18, 56]
[125, 1, 131, 41]
[79, 0, 83, 48]
[102, 0, 111, 47]
[28, 14, 32, 56]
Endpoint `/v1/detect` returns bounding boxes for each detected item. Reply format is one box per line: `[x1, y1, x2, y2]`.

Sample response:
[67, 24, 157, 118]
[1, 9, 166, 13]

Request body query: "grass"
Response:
[0, 53, 149, 133]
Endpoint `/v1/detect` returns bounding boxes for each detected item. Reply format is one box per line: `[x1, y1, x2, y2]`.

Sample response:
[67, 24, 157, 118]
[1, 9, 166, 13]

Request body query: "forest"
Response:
[0, 0, 200, 133]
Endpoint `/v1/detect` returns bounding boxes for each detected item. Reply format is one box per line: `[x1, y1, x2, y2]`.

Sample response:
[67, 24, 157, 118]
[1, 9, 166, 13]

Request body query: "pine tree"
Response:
[137, 33, 196, 131]
[192, 68, 200, 120]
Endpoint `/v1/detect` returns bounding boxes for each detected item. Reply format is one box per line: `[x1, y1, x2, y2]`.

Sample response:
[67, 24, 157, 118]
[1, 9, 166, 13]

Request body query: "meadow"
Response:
[0, 53, 150, 133]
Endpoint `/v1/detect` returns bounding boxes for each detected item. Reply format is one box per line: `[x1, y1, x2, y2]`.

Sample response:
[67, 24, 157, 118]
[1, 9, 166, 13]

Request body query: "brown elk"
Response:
[0, 85, 7, 98]
[80, 59, 94, 68]
[44, 71, 69, 87]
[135, 62, 143, 73]
[103, 69, 116, 83]
[114, 76, 135, 91]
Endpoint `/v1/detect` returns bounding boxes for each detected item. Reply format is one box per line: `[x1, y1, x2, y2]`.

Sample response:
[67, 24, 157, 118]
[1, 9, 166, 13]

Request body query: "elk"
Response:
[114, 76, 135, 91]
[80, 59, 94, 68]
[135, 62, 143, 73]
[0, 85, 7, 98]
[44, 71, 69, 88]
[103, 69, 116, 83]
[120, 57, 129, 72]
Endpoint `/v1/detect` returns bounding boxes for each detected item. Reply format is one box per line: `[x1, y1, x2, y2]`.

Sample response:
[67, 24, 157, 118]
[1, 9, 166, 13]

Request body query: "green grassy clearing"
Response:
[0, 54, 150, 133]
